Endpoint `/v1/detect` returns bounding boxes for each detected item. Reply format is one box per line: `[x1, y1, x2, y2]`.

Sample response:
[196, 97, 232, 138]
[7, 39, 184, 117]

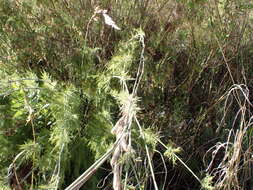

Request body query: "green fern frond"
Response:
[19, 140, 41, 161]
[201, 175, 214, 190]
[112, 90, 140, 115]
[0, 183, 11, 190]
[164, 143, 182, 165]
[85, 110, 113, 159]
[142, 128, 159, 151]
[41, 72, 57, 91]
[97, 31, 142, 94]
[49, 87, 81, 150]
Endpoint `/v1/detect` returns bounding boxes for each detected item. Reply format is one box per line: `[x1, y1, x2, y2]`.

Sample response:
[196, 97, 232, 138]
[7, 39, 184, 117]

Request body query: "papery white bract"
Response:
[102, 13, 121, 30]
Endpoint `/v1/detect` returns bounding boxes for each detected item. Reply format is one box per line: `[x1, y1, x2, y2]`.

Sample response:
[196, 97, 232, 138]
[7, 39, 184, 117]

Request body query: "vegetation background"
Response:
[0, 0, 253, 189]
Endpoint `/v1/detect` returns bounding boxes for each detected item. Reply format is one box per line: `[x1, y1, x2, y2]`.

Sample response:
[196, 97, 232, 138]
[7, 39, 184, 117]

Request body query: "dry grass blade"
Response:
[64, 128, 126, 190]
[135, 116, 159, 190]
[111, 113, 131, 190]
[205, 84, 252, 190]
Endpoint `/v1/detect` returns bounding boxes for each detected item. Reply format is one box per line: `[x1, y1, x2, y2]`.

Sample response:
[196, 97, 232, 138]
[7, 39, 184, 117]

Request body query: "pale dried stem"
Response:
[206, 84, 252, 190]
